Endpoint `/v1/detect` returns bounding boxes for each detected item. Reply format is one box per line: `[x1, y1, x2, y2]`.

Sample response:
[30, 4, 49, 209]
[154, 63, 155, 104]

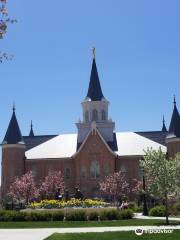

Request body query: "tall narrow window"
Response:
[90, 160, 100, 178]
[85, 111, 89, 123]
[92, 109, 98, 121]
[65, 168, 71, 179]
[102, 110, 106, 120]
[104, 163, 110, 175]
[81, 166, 86, 178]
[120, 165, 127, 173]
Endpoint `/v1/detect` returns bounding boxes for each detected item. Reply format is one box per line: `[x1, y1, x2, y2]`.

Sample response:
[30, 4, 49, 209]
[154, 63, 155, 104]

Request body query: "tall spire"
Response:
[3, 106, 24, 144]
[162, 115, 167, 132]
[167, 97, 180, 138]
[29, 120, 34, 137]
[86, 48, 105, 101]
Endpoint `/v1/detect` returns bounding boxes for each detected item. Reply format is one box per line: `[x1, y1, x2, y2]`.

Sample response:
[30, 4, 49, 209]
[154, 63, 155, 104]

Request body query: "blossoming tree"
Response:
[99, 171, 129, 205]
[0, 0, 16, 62]
[8, 171, 39, 205]
[40, 170, 65, 199]
[140, 148, 180, 224]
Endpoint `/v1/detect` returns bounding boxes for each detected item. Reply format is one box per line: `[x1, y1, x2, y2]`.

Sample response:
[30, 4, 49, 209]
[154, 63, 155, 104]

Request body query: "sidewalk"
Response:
[134, 212, 180, 221]
[0, 225, 180, 240]
[0, 214, 180, 240]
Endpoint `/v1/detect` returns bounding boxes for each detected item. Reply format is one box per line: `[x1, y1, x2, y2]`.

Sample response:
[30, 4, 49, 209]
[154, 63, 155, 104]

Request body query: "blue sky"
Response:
[1, 0, 180, 141]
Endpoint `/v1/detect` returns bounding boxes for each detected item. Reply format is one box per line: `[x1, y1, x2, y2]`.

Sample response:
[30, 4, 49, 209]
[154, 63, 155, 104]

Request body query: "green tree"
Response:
[140, 148, 180, 224]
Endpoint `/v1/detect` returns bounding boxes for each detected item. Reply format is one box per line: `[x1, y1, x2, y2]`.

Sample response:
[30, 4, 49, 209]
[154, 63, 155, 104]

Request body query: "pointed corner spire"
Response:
[162, 115, 167, 132]
[85, 48, 105, 101]
[167, 97, 180, 139]
[3, 106, 24, 144]
[29, 120, 35, 137]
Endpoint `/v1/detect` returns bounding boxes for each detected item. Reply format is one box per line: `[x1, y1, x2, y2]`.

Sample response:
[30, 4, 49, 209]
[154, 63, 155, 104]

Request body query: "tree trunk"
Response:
[165, 193, 169, 225]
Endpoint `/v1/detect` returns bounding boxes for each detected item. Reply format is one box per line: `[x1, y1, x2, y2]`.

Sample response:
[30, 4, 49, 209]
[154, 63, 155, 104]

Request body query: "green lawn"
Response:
[44, 231, 180, 240]
[0, 219, 179, 228]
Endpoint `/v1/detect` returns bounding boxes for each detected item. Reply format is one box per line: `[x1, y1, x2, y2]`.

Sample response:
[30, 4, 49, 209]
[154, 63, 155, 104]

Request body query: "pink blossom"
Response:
[99, 171, 129, 203]
[40, 170, 65, 199]
[8, 171, 39, 204]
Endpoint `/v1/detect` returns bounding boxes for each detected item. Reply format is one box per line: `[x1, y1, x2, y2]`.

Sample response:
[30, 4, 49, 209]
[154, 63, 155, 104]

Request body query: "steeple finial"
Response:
[173, 95, 176, 106]
[29, 120, 34, 137]
[92, 47, 96, 59]
[13, 102, 16, 112]
[162, 115, 167, 132]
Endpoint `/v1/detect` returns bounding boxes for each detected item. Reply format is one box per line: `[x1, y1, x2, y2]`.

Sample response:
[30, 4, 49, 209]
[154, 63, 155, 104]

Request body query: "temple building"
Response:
[1, 52, 180, 199]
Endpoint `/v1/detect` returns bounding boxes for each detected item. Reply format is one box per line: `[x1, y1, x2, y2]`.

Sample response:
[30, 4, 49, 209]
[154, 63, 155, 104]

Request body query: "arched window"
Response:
[92, 109, 98, 121]
[85, 111, 89, 123]
[104, 163, 110, 175]
[31, 168, 37, 178]
[90, 160, 100, 178]
[102, 110, 106, 120]
[120, 165, 127, 173]
[65, 168, 71, 179]
[81, 166, 86, 178]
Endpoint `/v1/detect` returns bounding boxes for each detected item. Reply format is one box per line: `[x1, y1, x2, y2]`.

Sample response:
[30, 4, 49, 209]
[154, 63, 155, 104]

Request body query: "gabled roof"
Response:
[25, 131, 167, 160]
[25, 134, 77, 159]
[167, 99, 180, 139]
[86, 58, 104, 101]
[3, 108, 24, 144]
[23, 135, 58, 150]
[136, 131, 167, 146]
[115, 132, 167, 156]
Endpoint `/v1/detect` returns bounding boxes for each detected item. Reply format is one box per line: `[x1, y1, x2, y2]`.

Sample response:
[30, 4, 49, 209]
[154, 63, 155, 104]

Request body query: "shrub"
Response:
[66, 210, 86, 221]
[88, 211, 99, 220]
[0, 210, 25, 221]
[128, 202, 139, 212]
[0, 208, 133, 221]
[172, 201, 180, 215]
[149, 205, 166, 217]
[51, 211, 64, 221]
[100, 209, 119, 220]
[118, 209, 134, 219]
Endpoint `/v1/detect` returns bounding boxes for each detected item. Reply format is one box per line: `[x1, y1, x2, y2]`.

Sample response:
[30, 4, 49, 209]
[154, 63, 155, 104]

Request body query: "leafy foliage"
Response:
[0, 208, 133, 221]
[149, 205, 166, 217]
[140, 149, 180, 224]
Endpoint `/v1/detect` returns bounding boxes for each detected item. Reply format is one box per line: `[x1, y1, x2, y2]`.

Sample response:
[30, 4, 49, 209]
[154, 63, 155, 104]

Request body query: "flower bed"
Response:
[29, 199, 110, 209]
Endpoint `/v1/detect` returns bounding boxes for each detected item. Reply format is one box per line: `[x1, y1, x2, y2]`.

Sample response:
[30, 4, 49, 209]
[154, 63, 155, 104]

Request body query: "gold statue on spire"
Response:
[92, 47, 96, 59]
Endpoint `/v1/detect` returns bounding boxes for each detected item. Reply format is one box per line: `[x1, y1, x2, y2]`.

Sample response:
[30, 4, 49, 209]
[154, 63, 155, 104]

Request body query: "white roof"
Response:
[25, 132, 167, 160]
[25, 134, 77, 159]
[115, 132, 167, 156]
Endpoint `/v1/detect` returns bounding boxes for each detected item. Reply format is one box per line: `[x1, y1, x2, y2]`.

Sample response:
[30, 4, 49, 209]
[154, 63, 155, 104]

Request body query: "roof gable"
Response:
[73, 128, 117, 158]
